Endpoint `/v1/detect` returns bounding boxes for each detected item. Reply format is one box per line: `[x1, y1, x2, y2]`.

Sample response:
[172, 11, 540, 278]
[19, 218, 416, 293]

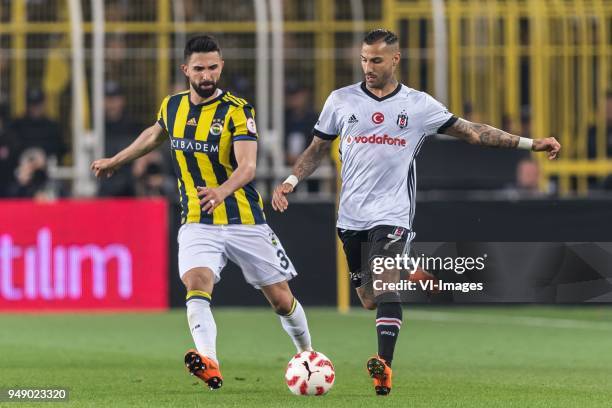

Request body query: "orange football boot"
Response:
[184, 349, 223, 390]
[366, 355, 392, 396]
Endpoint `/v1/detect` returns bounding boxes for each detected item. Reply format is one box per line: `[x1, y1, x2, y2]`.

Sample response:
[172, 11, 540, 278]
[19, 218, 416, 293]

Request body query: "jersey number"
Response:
[276, 249, 289, 270]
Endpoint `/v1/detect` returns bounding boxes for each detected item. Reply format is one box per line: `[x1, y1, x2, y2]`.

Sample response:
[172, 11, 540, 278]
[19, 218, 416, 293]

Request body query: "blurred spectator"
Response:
[504, 157, 546, 198]
[98, 81, 141, 197]
[284, 84, 318, 165]
[284, 83, 321, 192]
[183, 0, 207, 22]
[105, 0, 128, 21]
[6, 147, 53, 200]
[0, 103, 18, 197]
[7, 88, 66, 162]
[106, 34, 128, 79]
[132, 151, 174, 197]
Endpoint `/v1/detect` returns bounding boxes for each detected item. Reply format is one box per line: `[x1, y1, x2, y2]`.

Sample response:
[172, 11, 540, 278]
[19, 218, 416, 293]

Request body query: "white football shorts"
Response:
[177, 223, 297, 289]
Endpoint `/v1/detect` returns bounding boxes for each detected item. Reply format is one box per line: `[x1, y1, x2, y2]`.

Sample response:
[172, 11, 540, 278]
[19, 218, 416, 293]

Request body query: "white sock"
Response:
[186, 294, 218, 364]
[279, 299, 312, 353]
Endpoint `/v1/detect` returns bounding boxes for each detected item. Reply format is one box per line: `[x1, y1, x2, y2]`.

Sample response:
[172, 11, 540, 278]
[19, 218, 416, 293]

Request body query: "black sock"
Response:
[375, 302, 402, 367]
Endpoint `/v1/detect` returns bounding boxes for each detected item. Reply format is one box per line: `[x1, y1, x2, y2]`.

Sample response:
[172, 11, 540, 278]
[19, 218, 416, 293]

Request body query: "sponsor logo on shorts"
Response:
[384, 227, 406, 250]
[391, 227, 405, 238]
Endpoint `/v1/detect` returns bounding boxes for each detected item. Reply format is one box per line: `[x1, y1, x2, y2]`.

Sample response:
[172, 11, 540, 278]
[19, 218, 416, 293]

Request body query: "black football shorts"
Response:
[337, 225, 413, 288]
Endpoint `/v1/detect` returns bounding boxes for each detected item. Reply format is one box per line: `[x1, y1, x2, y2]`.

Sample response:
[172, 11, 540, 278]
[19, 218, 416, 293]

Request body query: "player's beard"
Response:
[365, 70, 393, 90]
[191, 80, 218, 99]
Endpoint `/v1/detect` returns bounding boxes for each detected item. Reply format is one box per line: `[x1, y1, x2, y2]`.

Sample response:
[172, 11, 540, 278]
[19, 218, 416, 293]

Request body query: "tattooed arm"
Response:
[292, 136, 333, 181]
[443, 117, 561, 160]
[271, 136, 333, 212]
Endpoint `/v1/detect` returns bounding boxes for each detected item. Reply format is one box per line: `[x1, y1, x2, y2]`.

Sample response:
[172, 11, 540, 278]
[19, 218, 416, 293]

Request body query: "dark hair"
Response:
[184, 35, 221, 60]
[363, 29, 398, 45]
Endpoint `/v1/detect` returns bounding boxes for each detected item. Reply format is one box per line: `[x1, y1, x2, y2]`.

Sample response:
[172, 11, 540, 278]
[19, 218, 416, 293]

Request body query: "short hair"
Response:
[363, 29, 398, 46]
[184, 35, 221, 60]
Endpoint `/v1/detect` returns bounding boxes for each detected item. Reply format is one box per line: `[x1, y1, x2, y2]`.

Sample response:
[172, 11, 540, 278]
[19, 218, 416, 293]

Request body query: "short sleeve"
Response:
[422, 93, 456, 136]
[157, 96, 170, 131]
[312, 92, 339, 140]
[230, 105, 258, 142]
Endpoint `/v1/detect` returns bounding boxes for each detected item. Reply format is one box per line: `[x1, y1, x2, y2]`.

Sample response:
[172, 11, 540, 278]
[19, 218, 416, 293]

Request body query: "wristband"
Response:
[283, 175, 299, 188]
[518, 137, 533, 150]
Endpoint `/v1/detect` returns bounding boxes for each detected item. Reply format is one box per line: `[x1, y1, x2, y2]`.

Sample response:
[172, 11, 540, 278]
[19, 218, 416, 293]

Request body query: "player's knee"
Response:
[181, 268, 214, 292]
[270, 295, 294, 315]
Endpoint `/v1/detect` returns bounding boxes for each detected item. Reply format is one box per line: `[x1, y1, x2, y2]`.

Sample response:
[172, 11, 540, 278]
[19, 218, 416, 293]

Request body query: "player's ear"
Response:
[181, 63, 188, 77]
[392, 51, 400, 68]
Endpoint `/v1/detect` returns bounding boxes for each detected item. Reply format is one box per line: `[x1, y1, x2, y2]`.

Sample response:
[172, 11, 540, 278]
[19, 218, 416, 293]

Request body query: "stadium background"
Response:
[1, 2, 612, 407]
[0, 0, 611, 310]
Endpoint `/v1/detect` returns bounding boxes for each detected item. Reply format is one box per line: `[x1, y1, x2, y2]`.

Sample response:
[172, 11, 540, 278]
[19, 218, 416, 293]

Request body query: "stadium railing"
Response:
[0, 0, 609, 197]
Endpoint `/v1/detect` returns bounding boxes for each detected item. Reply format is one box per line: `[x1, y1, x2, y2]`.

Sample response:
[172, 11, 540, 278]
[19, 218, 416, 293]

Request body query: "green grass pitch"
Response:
[1, 306, 611, 407]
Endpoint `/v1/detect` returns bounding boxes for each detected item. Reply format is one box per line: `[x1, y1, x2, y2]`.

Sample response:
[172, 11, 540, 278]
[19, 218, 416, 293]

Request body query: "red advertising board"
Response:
[0, 199, 168, 311]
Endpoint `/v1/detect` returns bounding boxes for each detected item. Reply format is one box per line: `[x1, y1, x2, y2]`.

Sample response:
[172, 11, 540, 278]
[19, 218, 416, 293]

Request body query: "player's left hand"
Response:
[197, 186, 228, 214]
[532, 137, 561, 160]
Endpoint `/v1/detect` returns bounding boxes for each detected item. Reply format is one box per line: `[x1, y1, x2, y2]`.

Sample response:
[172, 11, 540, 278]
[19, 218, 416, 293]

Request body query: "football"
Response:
[285, 351, 335, 396]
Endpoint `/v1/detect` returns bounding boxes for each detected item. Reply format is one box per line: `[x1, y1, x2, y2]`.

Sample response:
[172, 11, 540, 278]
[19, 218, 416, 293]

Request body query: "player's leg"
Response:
[225, 224, 312, 353]
[182, 267, 217, 363]
[261, 280, 312, 353]
[366, 226, 411, 396]
[178, 224, 227, 389]
[337, 227, 395, 394]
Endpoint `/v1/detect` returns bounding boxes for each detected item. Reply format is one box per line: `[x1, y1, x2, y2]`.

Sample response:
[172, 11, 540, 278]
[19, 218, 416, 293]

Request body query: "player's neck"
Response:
[365, 79, 399, 98]
[189, 88, 221, 105]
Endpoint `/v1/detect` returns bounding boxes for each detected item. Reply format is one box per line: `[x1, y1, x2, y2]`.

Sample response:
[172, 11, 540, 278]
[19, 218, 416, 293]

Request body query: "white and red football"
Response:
[285, 350, 335, 396]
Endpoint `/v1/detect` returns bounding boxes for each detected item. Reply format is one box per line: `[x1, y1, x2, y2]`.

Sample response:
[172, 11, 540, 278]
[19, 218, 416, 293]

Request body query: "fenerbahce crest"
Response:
[210, 118, 224, 136]
[397, 111, 408, 129]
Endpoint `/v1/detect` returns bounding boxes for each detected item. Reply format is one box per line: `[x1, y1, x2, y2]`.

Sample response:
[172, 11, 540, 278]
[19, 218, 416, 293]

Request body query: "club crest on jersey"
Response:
[397, 111, 408, 129]
[372, 112, 385, 124]
[269, 232, 278, 246]
[210, 118, 224, 136]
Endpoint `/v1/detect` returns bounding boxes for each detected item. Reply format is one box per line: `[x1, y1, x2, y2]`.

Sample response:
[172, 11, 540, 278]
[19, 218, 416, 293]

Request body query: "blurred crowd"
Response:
[0, 83, 176, 201]
[1, 81, 611, 201]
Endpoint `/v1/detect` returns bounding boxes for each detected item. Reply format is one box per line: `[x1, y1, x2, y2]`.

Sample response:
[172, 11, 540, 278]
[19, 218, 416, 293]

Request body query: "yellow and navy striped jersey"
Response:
[157, 90, 265, 225]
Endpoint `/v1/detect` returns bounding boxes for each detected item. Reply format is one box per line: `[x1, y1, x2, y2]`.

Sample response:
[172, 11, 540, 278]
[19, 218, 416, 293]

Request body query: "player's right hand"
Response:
[271, 183, 294, 212]
[91, 158, 119, 178]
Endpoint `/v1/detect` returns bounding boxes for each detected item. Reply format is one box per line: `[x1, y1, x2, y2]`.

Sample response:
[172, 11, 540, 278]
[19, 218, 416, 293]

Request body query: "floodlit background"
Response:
[1, 0, 610, 202]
